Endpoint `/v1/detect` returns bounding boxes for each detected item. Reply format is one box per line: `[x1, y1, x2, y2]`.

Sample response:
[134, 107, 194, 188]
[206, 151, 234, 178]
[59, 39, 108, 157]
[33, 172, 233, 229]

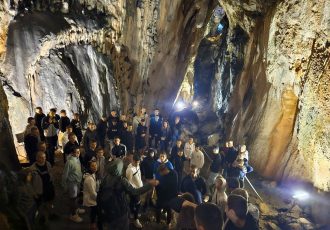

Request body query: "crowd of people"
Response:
[19, 106, 259, 230]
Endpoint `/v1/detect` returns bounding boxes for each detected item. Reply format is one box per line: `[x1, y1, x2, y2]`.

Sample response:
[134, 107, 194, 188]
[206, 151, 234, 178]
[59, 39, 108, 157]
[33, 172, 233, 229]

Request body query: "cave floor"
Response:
[38, 151, 322, 230]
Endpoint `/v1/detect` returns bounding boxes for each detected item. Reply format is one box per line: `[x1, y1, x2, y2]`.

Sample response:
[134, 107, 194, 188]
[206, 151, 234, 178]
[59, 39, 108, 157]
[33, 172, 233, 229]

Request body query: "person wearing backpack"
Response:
[97, 159, 159, 230]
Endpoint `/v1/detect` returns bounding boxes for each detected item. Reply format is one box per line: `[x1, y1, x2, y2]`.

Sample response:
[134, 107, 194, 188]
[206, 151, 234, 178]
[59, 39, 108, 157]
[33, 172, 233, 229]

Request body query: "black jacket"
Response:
[34, 113, 45, 134]
[59, 116, 71, 132]
[24, 134, 39, 163]
[70, 119, 83, 140]
[181, 175, 208, 204]
[97, 120, 107, 138]
[210, 154, 223, 173]
[107, 122, 119, 140]
[156, 170, 178, 205]
[149, 114, 163, 135]
[141, 156, 155, 180]
[170, 154, 186, 173]
[111, 144, 127, 158]
[120, 129, 134, 152]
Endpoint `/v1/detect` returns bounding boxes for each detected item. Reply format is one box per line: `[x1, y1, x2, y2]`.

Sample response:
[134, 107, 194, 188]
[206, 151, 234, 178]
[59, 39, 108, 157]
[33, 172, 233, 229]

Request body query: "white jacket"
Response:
[126, 163, 143, 188]
[191, 150, 204, 169]
[83, 173, 98, 207]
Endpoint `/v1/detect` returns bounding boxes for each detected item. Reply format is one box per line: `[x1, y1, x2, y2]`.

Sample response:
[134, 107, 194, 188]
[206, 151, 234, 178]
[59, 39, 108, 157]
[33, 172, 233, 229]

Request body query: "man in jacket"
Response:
[126, 154, 143, 228]
[58, 110, 71, 148]
[149, 108, 162, 148]
[98, 159, 159, 230]
[24, 127, 40, 165]
[181, 164, 209, 205]
[111, 137, 127, 159]
[34, 107, 46, 141]
[62, 147, 84, 223]
[97, 115, 108, 148]
[41, 108, 59, 166]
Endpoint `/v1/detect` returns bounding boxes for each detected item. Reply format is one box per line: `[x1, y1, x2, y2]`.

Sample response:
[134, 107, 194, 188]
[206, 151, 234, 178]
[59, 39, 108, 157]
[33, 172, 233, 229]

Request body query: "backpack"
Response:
[97, 176, 128, 222]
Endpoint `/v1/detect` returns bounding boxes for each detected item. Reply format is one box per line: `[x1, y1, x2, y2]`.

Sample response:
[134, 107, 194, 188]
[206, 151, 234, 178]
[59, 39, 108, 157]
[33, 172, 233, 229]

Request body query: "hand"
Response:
[203, 195, 210, 202]
[148, 179, 159, 187]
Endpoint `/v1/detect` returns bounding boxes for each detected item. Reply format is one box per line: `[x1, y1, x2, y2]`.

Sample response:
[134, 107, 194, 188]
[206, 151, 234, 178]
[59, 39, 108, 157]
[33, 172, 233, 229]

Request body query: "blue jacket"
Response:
[153, 159, 174, 180]
[149, 114, 163, 135]
[181, 175, 207, 204]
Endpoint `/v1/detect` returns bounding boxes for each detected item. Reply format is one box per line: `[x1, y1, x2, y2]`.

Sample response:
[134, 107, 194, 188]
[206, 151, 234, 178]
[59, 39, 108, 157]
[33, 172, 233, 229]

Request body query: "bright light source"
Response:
[292, 190, 310, 201]
[175, 101, 186, 110]
[192, 101, 199, 108]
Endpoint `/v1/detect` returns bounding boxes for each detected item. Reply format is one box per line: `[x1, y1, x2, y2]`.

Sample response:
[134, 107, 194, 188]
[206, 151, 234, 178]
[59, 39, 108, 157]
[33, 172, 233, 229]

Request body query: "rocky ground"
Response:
[34, 150, 329, 230]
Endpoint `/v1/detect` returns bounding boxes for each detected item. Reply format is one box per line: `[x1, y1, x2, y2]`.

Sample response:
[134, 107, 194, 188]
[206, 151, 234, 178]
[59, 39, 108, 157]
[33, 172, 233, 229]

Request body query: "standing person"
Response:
[108, 109, 119, 123]
[171, 115, 181, 144]
[41, 108, 59, 166]
[224, 194, 259, 230]
[126, 155, 143, 228]
[71, 113, 83, 144]
[170, 148, 186, 191]
[118, 114, 127, 132]
[140, 149, 156, 211]
[34, 107, 46, 141]
[83, 122, 98, 153]
[153, 152, 174, 181]
[23, 117, 36, 138]
[170, 139, 183, 158]
[133, 108, 149, 136]
[62, 147, 85, 223]
[181, 165, 209, 205]
[111, 137, 127, 160]
[58, 110, 71, 149]
[61, 125, 75, 147]
[207, 146, 223, 187]
[120, 122, 134, 153]
[97, 159, 159, 230]
[183, 136, 195, 175]
[159, 120, 171, 152]
[17, 168, 37, 230]
[84, 139, 98, 168]
[30, 151, 55, 224]
[24, 127, 40, 165]
[155, 164, 178, 226]
[149, 108, 162, 148]
[190, 144, 204, 170]
[211, 176, 227, 214]
[96, 115, 108, 148]
[107, 118, 119, 151]
[83, 160, 99, 230]
[63, 133, 79, 163]
[95, 147, 106, 180]
[135, 119, 147, 152]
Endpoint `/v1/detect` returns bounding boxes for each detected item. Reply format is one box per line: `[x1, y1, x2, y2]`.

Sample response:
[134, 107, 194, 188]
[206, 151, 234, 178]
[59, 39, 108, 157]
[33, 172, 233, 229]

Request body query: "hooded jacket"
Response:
[83, 172, 98, 207]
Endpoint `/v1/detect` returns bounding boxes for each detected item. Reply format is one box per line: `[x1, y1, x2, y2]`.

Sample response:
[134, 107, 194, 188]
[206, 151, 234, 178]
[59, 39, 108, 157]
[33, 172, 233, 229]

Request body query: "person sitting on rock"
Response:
[224, 194, 258, 230]
[231, 188, 259, 221]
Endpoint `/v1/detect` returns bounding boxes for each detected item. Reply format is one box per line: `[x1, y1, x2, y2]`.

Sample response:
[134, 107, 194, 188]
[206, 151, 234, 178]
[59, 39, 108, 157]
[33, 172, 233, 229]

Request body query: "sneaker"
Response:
[134, 219, 143, 229]
[69, 214, 83, 223]
[76, 208, 85, 214]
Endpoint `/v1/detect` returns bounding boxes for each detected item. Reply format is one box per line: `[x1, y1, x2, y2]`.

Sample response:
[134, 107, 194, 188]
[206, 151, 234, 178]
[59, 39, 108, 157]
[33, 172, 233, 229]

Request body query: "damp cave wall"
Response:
[193, 0, 330, 191]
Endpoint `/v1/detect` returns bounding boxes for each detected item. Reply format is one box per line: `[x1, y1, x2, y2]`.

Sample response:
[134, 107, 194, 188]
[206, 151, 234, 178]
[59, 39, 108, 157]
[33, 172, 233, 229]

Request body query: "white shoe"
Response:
[134, 219, 143, 229]
[76, 208, 85, 214]
[70, 214, 83, 223]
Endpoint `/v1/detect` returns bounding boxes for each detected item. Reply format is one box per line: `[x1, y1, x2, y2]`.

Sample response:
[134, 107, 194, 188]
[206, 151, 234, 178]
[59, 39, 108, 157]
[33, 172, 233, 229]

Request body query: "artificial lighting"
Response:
[192, 101, 199, 108]
[175, 101, 186, 110]
[292, 190, 310, 201]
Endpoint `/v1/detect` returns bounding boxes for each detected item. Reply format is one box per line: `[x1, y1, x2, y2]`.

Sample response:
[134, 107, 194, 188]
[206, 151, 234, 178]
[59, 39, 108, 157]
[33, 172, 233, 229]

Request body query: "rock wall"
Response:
[208, 0, 330, 191]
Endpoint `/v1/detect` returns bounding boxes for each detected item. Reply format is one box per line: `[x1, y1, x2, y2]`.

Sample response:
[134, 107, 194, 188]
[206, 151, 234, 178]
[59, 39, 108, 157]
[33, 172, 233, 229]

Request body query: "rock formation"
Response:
[0, 0, 329, 197]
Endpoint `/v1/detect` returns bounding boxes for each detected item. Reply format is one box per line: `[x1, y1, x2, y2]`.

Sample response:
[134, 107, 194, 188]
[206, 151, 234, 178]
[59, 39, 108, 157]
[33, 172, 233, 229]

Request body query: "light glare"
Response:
[292, 190, 310, 201]
[176, 101, 186, 110]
